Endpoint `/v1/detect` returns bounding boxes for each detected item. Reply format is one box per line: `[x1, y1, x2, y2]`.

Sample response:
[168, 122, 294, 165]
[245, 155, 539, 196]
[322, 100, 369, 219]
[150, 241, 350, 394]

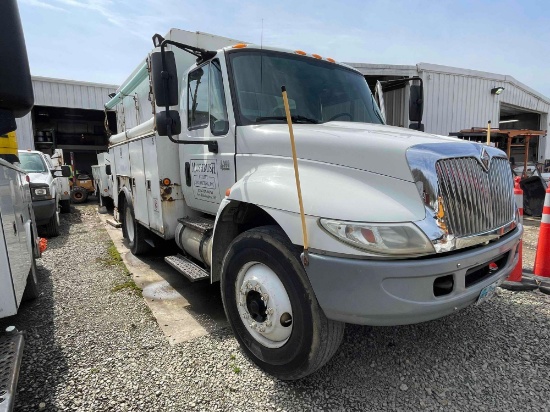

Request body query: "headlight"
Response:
[31, 186, 51, 200]
[319, 219, 435, 256]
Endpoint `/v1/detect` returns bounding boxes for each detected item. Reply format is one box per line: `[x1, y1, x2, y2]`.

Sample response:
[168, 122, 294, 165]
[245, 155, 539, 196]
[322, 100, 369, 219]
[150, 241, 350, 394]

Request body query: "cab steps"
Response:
[164, 254, 209, 282]
[177, 216, 214, 234]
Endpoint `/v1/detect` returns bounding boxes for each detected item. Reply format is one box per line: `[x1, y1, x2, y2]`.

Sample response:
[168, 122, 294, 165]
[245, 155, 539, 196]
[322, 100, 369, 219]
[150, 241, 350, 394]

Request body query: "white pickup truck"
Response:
[17, 150, 70, 237]
[106, 29, 521, 380]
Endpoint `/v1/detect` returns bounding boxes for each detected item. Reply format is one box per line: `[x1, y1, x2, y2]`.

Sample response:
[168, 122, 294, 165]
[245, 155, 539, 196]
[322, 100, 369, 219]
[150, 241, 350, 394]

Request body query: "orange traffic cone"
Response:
[535, 186, 550, 295]
[501, 177, 537, 291]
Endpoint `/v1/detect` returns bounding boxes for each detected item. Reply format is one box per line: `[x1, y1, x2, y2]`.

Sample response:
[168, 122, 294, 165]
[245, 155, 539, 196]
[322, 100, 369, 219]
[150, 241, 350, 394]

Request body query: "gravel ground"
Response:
[2, 204, 550, 411]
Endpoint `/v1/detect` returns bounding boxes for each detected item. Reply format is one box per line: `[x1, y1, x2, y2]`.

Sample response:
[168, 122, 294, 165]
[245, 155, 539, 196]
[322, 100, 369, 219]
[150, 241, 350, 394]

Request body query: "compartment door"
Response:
[142, 136, 162, 233]
[129, 140, 149, 225]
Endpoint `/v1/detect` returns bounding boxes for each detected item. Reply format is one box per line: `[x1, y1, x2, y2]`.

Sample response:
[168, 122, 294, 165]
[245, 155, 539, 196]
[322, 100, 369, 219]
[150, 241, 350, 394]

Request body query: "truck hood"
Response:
[27, 172, 51, 185]
[237, 122, 462, 181]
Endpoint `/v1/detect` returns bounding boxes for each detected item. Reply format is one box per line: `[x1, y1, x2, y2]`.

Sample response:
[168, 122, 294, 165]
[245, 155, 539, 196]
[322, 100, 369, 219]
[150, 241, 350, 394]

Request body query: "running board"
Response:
[164, 254, 209, 282]
[0, 327, 25, 412]
[177, 217, 214, 234]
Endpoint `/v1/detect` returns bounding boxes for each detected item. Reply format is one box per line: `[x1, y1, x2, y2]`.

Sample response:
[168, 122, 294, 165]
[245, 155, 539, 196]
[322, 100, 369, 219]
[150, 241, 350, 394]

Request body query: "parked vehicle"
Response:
[69, 170, 95, 204]
[0, 158, 42, 311]
[18, 149, 70, 237]
[0, 1, 43, 409]
[107, 28, 521, 380]
[48, 149, 71, 213]
[91, 152, 113, 208]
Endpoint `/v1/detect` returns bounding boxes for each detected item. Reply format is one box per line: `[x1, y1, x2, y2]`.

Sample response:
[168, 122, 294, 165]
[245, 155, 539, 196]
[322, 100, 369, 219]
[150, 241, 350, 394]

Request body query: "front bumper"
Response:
[305, 226, 522, 326]
[32, 199, 56, 225]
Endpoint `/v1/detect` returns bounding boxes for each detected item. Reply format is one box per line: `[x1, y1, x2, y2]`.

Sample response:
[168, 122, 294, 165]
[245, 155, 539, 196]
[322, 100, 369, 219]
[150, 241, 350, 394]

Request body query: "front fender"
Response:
[228, 156, 425, 223]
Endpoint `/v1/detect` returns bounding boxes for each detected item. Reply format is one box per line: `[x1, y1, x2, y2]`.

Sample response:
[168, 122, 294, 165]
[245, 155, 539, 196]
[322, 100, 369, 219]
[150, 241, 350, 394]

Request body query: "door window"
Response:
[188, 64, 210, 130]
[187, 59, 229, 135]
[209, 60, 229, 135]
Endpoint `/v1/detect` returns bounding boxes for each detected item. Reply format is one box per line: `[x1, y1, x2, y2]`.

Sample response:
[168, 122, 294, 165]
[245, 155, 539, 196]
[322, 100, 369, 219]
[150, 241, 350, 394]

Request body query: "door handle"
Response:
[185, 162, 191, 187]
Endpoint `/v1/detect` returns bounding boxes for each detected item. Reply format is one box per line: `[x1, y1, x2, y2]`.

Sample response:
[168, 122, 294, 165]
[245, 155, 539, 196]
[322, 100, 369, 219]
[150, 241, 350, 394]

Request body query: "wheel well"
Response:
[211, 201, 279, 282]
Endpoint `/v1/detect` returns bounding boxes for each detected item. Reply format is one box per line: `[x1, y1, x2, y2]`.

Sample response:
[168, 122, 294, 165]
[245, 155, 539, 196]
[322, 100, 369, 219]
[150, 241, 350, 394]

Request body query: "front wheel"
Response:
[44, 209, 60, 237]
[221, 226, 344, 380]
[71, 187, 88, 204]
[22, 257, 39, 301]
[60, 199, 71, 214]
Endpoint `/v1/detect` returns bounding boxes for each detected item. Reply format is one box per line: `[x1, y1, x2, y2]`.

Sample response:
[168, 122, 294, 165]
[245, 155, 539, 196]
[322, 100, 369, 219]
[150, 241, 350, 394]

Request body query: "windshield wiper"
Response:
[255, 115, 319, 124]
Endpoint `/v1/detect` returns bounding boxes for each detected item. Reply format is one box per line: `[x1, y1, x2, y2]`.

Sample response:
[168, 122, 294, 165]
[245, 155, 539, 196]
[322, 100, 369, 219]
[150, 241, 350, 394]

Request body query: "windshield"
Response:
[19, 152, 47, 173]
[228, 50, 384, 126]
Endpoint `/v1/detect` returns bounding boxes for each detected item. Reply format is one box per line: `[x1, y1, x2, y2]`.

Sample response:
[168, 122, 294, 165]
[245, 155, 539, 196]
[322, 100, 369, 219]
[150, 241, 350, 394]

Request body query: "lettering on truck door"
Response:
[181, 56, 236, 215]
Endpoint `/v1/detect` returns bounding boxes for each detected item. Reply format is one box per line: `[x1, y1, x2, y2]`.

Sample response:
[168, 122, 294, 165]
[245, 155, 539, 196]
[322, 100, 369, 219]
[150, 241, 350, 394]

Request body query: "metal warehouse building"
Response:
[15, 76, 118, 172]
[348, 62, 550, 164]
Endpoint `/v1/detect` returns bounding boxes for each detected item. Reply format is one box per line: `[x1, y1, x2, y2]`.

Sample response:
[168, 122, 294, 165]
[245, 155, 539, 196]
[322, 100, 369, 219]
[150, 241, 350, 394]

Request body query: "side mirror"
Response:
[211, 119, 229, 135]
[151, 51, 178, 107]
[52, 165, 71, 178]
[105, 164, 111, 176]
[409, 84, 423, 122]
[0, 0, 34, 135]
[156, 110, 181, 136]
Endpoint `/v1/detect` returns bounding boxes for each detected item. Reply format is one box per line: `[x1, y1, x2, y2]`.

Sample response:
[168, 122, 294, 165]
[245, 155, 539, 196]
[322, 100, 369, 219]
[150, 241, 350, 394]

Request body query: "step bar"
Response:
[0, 327, 25, 412]
[164, 254, 209, 282]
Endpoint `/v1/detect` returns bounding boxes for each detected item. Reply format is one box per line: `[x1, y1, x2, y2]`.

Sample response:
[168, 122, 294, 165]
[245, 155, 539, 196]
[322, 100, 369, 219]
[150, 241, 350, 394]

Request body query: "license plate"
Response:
[476, 281, 498, 306]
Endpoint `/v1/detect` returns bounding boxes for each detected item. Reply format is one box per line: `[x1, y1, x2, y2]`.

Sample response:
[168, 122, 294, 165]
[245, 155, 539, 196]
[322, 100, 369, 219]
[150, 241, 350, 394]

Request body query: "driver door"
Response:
[180, 56, 236, 215]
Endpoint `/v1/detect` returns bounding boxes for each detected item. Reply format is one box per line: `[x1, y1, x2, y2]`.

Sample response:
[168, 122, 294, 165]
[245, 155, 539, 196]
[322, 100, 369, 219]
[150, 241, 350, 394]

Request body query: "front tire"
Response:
[60, 199, 71, 214]
[22, 257, 39, 301]
[221, 226, 344, 380]
[123, 200, 150, 255]
[44, 209, 60, 237]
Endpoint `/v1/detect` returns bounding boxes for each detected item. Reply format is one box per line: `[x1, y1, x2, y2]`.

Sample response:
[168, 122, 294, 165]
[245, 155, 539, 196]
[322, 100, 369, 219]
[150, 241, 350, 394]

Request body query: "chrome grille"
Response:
[435, 157, 515, 237]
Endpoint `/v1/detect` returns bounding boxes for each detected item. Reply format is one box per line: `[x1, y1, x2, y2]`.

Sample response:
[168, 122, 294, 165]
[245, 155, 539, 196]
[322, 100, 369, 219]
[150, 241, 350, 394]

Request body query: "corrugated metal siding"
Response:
[420, 69, 550, 136]
[32, 77, 117, 110]
[13, 77, 118, 150]
[15, 115, 34, 150]
[384, 88, 407, 127]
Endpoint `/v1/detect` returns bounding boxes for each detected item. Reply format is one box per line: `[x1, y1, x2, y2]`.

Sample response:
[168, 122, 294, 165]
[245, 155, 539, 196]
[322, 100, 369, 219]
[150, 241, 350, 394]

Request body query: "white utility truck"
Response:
[1, 1, 46, 408]
[0, 158, 42, 312]
[106, 29, 522, 380]
[91, 152, 113, 208]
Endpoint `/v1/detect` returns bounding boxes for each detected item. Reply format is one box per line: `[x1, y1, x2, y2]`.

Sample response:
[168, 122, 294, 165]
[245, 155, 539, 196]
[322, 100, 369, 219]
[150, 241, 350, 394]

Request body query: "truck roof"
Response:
[106, 29, 357, 110]
[219, 43, 357, 72]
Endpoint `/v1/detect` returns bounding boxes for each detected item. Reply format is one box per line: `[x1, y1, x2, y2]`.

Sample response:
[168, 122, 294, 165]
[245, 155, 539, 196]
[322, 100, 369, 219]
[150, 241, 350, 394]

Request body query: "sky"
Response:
[18, 0, 550, 99]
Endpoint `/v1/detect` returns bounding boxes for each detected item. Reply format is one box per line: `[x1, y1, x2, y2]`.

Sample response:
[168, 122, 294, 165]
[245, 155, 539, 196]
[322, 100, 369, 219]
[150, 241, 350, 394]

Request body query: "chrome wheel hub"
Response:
[235, 262, 293, 348]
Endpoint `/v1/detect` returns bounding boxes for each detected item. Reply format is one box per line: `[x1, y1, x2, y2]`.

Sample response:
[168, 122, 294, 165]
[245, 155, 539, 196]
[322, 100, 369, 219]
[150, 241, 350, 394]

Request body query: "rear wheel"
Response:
[71, 187, 88, 204]
[221, 226, 344, 380]
[123, 201, 150, 255]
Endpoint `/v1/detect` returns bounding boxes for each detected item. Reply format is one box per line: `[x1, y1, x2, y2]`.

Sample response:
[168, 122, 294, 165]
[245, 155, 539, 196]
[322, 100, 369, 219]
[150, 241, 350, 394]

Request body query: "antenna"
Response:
[261, 18, 264, 49]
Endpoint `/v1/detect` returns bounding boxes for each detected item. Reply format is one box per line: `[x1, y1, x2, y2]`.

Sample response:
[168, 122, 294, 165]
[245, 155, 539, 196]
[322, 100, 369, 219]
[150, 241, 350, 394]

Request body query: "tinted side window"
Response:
[188, 65, 210, 129]
[210, 60, 229, 135]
